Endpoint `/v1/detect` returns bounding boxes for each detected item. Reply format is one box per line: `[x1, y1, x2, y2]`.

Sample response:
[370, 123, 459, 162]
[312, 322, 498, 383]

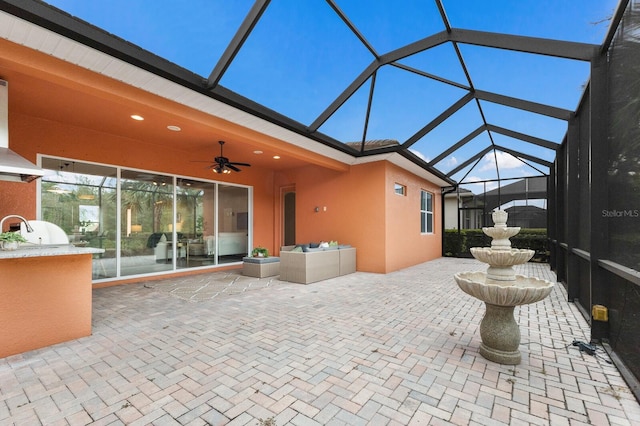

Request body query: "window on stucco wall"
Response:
[394, 183, 406, 196]
[421, 190, 433, 233]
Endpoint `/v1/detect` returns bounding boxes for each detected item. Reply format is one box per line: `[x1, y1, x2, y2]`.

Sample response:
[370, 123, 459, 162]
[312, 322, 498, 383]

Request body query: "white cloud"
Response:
[409, 148, 430, 163]
[479, 151, 524, 172]
[462, 176, 498, 192]
[445, 156, 458, 167]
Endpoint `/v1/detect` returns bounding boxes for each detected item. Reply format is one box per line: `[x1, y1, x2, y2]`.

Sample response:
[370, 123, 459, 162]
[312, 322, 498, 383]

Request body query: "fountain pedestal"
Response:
[479, 304, 521, 364]
[454, 210, 554, 365]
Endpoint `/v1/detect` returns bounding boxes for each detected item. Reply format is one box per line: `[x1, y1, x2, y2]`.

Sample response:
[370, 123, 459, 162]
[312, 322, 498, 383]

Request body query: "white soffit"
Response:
[0, 10, 356, 165]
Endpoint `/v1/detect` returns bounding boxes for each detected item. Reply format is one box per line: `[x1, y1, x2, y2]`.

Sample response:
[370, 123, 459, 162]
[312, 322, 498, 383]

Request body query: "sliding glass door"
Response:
[39, 157, 251, 282]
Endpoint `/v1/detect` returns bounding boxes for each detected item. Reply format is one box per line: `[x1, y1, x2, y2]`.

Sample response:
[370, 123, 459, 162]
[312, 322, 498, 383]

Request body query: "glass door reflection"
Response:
[176, 178, 216, 269]
[120, 170, 174, 276]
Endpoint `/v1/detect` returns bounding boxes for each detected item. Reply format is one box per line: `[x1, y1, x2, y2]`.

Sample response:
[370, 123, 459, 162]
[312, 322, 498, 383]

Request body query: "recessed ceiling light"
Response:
[167, 125, 181, 131]
[130, 114, 144, 121]
[253, 150, 263, 154]
[273, 155, 281, 160]
[47, 186, 71, 194]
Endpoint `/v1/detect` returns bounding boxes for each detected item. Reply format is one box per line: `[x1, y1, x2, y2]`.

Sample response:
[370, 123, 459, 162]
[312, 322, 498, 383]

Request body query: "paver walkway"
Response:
[1, 258, 639, 425]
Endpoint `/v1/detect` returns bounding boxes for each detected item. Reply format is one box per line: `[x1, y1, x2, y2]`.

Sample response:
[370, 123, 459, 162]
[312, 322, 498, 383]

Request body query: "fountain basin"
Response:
[454, 272, 554, 306]
[470, 247, 534, 266]
[482, 226, 520, 240]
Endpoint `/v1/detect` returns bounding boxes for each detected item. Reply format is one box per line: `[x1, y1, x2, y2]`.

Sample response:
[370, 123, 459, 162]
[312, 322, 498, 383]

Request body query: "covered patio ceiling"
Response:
[0, 0, 619, 186]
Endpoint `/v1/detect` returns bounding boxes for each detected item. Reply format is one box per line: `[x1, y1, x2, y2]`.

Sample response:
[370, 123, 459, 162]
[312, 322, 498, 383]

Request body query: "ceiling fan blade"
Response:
[192, 141, 251, 173]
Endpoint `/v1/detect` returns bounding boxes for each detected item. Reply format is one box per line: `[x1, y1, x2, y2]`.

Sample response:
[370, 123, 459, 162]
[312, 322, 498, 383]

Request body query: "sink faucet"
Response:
[0, 215, 34, 233]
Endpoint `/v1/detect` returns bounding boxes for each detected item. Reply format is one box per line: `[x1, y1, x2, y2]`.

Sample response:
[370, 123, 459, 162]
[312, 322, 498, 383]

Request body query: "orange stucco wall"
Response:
[273, 161, 442, 274]
[0, 180, 37, 227]
[385, 162, 442, 272]
[276, 163, 387, 272]
[0, 254, 92, 358]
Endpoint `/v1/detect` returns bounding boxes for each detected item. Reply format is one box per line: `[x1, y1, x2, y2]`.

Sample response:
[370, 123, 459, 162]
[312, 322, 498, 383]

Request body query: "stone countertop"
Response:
[0, 244, 104, 259]
[242, 256, 280, 264]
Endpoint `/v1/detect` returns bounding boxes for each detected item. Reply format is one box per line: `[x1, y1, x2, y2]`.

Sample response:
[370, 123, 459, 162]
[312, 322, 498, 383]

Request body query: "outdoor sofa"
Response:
[279, 244, 356, 284]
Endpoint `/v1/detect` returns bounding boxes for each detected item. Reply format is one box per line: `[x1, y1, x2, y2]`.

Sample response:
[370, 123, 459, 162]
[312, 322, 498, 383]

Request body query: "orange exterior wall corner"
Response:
[285, 161, 443, 274]
[286, 163, 386, 272]
[384, 162, 442, 273]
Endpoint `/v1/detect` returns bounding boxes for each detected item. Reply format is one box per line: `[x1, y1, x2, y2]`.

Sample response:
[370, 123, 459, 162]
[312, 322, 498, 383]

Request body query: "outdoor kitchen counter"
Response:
[0, 244, 103, 259]
[0, 245, 103, 358]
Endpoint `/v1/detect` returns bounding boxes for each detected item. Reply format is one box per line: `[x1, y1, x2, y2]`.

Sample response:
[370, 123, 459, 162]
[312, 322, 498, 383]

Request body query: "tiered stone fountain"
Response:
[454, 210, 554, 364]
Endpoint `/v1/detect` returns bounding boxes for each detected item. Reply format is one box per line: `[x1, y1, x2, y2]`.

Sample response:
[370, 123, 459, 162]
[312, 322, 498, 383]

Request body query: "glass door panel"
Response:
[217, 184, 249, 264]
[176, 178, 216, 269]
[40, 159, 118, 279]
[120, 170, 174, 276]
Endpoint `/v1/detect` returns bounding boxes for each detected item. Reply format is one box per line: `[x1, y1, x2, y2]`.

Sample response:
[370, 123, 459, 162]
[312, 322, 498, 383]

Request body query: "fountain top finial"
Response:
[483, 209, 519, 251]
[492, 210, 508, 228]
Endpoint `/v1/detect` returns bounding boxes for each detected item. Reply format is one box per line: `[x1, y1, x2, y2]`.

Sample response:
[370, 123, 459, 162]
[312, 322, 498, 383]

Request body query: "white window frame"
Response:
[421, 190, 433, 234]
[394, 183, 406, 196]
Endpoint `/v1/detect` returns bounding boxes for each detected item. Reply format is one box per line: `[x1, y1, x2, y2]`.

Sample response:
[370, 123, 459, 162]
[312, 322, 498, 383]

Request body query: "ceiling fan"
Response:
[198, 141, 251, 174]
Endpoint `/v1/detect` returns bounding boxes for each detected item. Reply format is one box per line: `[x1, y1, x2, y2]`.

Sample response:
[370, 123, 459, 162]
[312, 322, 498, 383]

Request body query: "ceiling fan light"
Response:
[202, 141, 250, 175]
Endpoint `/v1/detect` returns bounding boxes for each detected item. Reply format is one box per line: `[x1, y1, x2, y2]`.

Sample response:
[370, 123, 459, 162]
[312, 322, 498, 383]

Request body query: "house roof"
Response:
[0, 0, 624, 187]
[444, 187, 474, 198]
[345, 139, 401, 151]
[476, 176, 547, 211]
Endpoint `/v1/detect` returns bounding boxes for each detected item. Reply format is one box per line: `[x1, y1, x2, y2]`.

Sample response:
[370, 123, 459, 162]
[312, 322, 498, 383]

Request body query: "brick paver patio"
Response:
[1, 258, 639, 425]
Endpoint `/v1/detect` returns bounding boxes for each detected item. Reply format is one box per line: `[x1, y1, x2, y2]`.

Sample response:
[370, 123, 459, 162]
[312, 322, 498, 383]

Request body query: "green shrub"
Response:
[444, 230, 465, 256]
[444, 228, 548, 262]
[464, 229, 490, 252]
[511, 229, 548, 262]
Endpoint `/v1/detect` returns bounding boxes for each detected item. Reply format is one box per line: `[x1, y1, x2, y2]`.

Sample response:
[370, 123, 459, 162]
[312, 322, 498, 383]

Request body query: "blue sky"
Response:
[43, 0, 617, 193]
